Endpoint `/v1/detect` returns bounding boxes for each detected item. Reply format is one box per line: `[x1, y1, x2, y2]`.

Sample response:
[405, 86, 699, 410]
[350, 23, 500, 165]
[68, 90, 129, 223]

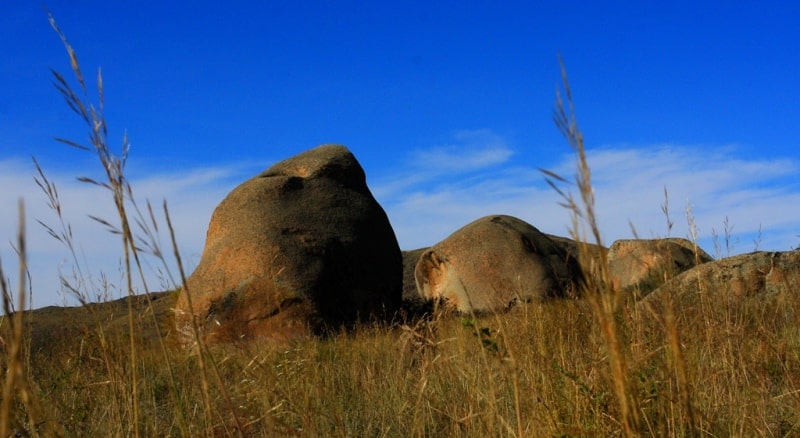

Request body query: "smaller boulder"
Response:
[608, 238, 712, 296]
[414, 215, 582, 313]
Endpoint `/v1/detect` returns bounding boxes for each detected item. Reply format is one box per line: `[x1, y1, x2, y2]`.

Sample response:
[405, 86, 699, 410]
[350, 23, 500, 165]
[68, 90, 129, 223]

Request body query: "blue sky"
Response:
[1, 1, 799, 309]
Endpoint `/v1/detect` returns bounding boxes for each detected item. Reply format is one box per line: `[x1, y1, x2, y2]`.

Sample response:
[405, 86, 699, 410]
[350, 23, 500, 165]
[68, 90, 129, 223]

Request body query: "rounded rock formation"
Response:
[174, 144, 402, 344]
[640, 250, 800, 315]
[413, 215, 582, 313]
[608, 238, 712, 296]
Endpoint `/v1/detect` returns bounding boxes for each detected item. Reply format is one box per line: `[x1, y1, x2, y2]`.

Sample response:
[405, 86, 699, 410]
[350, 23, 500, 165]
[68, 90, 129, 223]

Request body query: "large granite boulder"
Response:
[413, 215, 583, 313]
[174, 145, 402, 344]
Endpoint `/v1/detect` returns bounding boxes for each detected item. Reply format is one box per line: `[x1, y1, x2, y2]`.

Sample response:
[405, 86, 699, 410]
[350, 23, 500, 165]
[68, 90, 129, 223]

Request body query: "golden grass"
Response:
[0, 16, 798, 438]
[5, 285, 798, 436]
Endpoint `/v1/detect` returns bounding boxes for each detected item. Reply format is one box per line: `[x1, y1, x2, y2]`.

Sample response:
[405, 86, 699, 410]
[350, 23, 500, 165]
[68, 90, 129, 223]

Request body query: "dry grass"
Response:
[0, 16, 798, 438]
[5, 282, 798, 436]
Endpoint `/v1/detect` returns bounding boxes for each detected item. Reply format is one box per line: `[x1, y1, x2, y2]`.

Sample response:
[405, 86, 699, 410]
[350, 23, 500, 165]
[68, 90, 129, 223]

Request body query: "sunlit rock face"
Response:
[414, 215, 582, 313]
[174, 145, 401, 344]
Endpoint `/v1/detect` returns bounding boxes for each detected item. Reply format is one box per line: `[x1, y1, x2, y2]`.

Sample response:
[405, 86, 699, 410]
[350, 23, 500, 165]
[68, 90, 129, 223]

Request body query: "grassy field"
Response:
[2, 275, 799, 436]
[1, 16, 799, 437]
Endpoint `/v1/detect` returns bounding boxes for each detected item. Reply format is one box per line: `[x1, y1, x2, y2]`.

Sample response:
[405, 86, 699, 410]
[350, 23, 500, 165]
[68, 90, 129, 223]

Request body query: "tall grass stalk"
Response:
[165, 202, 244, 437]
[47, 14, 141, 435]
[44, 13, 231, 435]
[543, 58, 643, 436]
[659, 189, 699, 435]
[0, 203, 60, 437]
[0, 202, 31, 436]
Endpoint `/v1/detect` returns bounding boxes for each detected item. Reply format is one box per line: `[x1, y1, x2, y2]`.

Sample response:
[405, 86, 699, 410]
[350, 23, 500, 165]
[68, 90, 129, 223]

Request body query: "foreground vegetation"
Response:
[1, 15, 799, 437]
[2, 277, 799, 436]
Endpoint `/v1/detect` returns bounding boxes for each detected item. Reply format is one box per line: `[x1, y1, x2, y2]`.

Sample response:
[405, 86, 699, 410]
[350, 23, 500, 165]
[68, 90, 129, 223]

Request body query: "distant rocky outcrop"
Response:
[607, 238, 713, 296]
[413, 215, 583, 313]
[173, 145, 402, 344]
[642, 250, 800, 313]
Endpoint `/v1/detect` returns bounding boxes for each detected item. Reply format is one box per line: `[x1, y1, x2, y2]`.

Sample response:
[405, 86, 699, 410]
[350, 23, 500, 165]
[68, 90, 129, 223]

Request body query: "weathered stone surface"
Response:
[545, 234, 607, 279]
[174, 145, 402, 344]
[641, 250, 800, 312]
[401, 248, 430, 313]
[608, 238, 713, 296]
[413, 215, 582, 313]
[545, 234, 604, 262]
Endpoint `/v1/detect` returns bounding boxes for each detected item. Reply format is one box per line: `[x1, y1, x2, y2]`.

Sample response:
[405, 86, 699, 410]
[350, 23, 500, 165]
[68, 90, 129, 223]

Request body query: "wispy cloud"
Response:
[0, 158, 247, 309]
[579, 146, 800, 253]
[375, 138, 800, 255]
[410, 129, 514, 173]
[373, 129, 515, 199]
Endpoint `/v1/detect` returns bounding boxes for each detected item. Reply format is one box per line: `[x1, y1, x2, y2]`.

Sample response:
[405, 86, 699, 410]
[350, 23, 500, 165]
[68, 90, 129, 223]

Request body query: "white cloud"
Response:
[372, 129, 515, 200]
[376, 141, 800, 256]
[411, 129, 513, 172]
[411, 151, 512, 174]
[377, 169, 569, 249]
[578, 146, 800, 253]
[0, 158, 246, 310]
